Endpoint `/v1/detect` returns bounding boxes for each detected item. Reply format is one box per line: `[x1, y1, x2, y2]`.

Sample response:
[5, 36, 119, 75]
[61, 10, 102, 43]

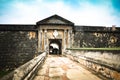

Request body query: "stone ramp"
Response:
[33, 55, 102, 80]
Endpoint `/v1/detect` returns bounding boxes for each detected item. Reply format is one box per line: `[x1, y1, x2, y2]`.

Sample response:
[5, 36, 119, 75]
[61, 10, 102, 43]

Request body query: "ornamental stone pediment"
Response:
[47, 18, 65, 24]
[36, 14, 74, 26]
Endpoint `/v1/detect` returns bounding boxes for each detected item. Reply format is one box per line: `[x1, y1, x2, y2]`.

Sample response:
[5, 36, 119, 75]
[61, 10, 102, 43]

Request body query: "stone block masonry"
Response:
[73, 31, 120, 48]
[0, 31, 38, 71]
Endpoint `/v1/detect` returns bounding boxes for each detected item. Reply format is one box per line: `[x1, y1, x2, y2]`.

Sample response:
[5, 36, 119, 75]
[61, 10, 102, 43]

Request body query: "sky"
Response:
[0, 0, 120, 27]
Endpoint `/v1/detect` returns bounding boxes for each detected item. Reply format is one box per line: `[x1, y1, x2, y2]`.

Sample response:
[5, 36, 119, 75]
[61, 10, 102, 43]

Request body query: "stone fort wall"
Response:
[68, 27, 120, 80]
[0, 25, 120, 73]
[0, 31, 38, 71]
[73, 28, 120, 48]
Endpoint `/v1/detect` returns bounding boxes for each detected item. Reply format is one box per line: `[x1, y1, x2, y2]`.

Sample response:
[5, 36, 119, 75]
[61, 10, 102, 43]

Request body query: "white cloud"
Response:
[0, 0, 120, 27]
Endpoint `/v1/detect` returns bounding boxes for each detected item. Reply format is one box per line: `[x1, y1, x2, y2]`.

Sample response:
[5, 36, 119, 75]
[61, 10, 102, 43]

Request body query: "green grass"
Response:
[67, 48, 120, 50]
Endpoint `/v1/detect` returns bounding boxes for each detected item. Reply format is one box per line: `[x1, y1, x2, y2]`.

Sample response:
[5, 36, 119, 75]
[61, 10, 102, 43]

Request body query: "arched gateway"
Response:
[36, 15, 74, 55]
[49, 39, 62, 55]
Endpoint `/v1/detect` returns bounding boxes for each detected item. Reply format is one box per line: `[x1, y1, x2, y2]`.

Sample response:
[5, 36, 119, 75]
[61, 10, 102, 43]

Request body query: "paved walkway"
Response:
[33, 55, 102, 80]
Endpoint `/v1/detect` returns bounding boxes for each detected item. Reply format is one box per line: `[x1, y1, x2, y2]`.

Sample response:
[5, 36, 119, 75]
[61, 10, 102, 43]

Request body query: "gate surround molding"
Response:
[37, 15, 74, 54]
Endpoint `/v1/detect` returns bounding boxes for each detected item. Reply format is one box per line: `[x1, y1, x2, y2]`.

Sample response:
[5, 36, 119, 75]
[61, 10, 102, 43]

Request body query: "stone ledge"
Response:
[13, 52, 47, 80]
[64, 50, 120, 80]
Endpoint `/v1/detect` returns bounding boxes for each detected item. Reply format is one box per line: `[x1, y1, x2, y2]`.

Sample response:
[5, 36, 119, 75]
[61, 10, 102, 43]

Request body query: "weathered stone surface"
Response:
[33, 76, 44, 80]
[49, 76, 62, 80]
[69, 50, 120, 70]
[74, 31, 120, 48]
[66, 69, 100, 80]
[49, 68, 64, 77]
[111, 71, 120, 80]
[64, 50, 120, 80]
[33, 55, 101, 80]
[37, 68, 47, 76]
[13, 52, 46, 80]
[0, 31, 38, 71]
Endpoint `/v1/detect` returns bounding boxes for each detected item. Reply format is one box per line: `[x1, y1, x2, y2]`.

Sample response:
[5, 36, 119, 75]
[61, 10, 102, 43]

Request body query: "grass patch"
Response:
[67, 48, 120, 50]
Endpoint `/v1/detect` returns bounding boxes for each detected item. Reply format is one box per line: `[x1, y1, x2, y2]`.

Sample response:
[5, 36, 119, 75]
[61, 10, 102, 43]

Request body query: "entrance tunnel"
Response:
[49, 39, 62, 55]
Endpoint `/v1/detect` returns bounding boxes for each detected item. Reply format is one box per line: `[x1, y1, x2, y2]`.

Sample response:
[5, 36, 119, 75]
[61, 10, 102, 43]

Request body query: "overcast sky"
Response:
[0, 0, 120, 27]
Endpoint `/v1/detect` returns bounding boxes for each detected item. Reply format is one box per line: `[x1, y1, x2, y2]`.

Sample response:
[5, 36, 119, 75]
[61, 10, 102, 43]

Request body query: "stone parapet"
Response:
[63, 50, 120, 80]
[13, 52, 47, 80]
[0, 52, 47, 80]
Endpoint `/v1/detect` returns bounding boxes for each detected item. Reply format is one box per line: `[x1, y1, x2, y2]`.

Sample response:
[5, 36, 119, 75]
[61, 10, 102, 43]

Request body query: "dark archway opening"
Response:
[49, 39, 62, 55]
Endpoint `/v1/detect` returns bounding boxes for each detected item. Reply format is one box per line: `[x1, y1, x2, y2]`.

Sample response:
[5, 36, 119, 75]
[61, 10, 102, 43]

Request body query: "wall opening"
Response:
[49, 39, 62, 55]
